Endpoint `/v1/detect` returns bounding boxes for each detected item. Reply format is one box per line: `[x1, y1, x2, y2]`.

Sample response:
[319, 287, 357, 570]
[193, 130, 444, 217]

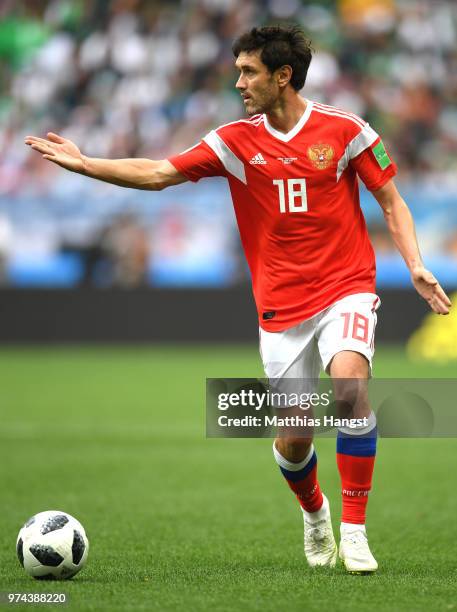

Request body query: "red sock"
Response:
[273, 443, 323, 513]
[336, 427, 377, 524]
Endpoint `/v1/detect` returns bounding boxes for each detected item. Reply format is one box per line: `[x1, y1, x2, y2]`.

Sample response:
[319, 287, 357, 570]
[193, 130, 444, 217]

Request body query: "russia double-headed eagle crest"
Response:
[307, 144, 334, 170]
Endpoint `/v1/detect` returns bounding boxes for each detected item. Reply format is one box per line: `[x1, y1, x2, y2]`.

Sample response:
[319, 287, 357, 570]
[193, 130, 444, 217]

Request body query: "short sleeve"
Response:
[350, 137, 397, 191]
[168, 140, 226, 183]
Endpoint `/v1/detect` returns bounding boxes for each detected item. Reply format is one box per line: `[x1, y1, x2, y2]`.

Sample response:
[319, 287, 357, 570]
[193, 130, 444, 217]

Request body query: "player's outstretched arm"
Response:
[25, 132, 187, 191]
[373, 179, 452, 315]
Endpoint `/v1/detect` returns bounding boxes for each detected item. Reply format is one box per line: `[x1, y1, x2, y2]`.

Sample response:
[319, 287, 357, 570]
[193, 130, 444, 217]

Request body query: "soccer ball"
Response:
[16, 510, 89, 579]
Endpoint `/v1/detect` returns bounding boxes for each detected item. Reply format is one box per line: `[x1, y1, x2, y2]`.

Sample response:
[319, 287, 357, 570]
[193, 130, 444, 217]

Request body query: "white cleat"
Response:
[302, 495, 337, 568]
[339, 529, 378, 574]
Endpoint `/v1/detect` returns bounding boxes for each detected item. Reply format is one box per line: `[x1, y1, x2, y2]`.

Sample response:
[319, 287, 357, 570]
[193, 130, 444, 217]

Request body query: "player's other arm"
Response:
[25, 132, 186, 190]
[373, 179, 452, 315]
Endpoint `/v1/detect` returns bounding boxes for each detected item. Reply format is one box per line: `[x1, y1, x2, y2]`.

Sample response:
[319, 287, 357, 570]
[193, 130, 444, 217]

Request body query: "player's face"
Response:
[235, 52, 280, 115]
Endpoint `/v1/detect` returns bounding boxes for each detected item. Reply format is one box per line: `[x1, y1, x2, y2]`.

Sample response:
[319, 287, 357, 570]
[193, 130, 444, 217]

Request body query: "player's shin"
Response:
[273, 439, 323, 514]
[336, 412, 377, 528]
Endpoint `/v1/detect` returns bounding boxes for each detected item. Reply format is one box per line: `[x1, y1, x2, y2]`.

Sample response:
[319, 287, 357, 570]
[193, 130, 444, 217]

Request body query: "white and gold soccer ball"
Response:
[17, 511, 89, 579]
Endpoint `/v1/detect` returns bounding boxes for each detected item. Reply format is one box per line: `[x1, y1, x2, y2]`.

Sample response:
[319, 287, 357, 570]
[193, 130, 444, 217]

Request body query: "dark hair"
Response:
[232, 25, 313, 91]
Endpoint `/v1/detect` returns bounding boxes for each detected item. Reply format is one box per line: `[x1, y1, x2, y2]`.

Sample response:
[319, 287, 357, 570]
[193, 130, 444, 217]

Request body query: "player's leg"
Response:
[317, 293, 380, 573]
[260, 320, 337, 567]
[329, 351, 378, 573]
[274, 433, 322, 515]
[262, 321, 323, 514]
[274, 432, 337, 568]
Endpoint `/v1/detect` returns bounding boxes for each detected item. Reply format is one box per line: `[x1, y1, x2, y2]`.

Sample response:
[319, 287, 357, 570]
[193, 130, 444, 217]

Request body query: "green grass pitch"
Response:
[0, 345, 456, 611]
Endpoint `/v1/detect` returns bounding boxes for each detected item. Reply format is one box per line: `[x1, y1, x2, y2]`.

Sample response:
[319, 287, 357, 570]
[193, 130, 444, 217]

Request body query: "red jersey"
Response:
[168, 100, 397, 331]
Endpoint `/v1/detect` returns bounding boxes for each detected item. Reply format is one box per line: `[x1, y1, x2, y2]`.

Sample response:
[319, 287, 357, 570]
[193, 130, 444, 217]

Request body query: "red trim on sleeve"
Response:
[350, 142, 397, 192]
[167, 140, 225, 183]
[366, 164, 397, 191]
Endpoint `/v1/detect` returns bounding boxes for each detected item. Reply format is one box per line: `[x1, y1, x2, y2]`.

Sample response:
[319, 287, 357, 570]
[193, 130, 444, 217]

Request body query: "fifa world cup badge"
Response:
[307, 144, 334, 169]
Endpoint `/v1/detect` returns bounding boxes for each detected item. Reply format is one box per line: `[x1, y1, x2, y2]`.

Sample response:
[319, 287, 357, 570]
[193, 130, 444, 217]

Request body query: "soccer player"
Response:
[25, 25, 451, 573]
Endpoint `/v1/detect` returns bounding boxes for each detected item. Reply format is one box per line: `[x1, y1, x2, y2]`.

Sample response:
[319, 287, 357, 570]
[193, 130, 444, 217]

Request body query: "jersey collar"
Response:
[263, 100, 313, 142]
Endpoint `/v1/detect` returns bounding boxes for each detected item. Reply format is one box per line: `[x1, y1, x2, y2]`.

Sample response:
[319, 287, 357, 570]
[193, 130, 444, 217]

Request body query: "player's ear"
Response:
[276, 65, 293, 89]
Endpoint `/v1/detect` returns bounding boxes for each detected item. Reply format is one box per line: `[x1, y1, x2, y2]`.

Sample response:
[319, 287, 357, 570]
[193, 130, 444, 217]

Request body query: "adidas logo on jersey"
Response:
[250, 153, 267, 164]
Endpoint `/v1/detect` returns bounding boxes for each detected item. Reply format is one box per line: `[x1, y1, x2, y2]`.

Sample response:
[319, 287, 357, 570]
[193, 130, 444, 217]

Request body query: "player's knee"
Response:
[329, 351, 369, 379]
[331, 377, 369, 416]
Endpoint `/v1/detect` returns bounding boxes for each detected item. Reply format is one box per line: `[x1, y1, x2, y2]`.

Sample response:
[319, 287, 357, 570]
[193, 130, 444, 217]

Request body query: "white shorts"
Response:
[259, 293, 380, 385]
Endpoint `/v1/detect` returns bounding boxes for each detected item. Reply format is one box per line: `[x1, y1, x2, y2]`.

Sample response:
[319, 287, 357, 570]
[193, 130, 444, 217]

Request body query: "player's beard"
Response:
[245, 95, 275, 116]
[244, 82, 278, 116]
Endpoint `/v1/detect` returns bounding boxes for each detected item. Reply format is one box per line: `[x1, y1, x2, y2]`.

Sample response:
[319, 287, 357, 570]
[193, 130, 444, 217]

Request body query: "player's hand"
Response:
[411, 266, 452, 315]
[24, 132, 86, 174]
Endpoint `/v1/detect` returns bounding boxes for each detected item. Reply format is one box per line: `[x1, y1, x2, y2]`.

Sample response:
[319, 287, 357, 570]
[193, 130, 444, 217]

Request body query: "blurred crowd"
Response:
[0, 0, 456, 287]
